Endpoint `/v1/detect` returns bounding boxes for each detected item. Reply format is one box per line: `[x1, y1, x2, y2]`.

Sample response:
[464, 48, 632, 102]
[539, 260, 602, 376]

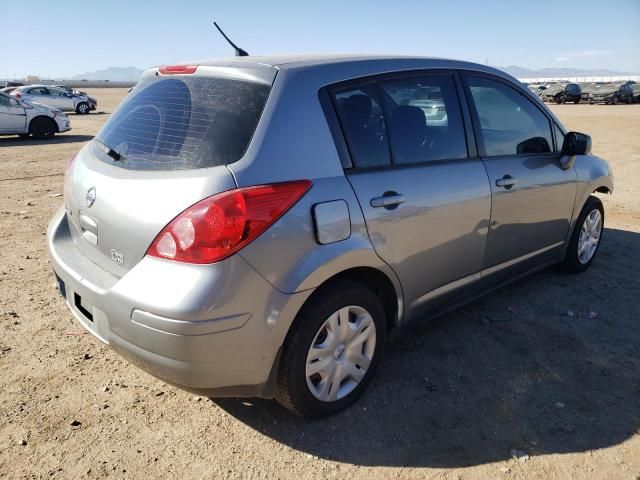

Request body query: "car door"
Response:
[462, 73, 577, 269]
[329, 72, 491, 320]
[48, 87, 74, 110]
[0, 94, 27, 132]
[23, 86, 50, 106]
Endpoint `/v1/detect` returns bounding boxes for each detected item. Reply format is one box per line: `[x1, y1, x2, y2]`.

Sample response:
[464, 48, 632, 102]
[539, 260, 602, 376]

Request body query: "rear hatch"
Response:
[64, 64, 276, 277]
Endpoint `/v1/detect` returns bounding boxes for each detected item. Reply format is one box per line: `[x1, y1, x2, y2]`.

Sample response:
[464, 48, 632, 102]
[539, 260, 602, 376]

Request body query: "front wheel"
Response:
[76, 102, 90, 114]
[560, 196, 604, 273]
[276, 279, 386, 418]
[29, 117, 57, 139]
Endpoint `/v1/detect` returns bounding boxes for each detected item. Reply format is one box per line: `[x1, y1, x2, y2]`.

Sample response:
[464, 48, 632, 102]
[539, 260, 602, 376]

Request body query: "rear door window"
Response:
[95, 76, 271, 171]
[467, 76, 553, 156]
[28, 87, 49, 95]
[379, 74, 467, 164]
[331, 84, 391, 168]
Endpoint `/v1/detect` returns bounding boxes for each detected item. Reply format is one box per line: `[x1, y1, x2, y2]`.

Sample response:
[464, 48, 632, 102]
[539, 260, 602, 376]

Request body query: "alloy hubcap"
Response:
[578, 209, 602, 264]
[305, 305, 376, 402]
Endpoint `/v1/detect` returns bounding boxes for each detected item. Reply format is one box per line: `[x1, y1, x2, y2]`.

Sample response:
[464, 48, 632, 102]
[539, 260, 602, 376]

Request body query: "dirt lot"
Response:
[1, 89, 639, 479]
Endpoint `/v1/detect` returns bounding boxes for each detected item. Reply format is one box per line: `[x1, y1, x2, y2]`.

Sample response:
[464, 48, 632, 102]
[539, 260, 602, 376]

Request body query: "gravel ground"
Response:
[0, 90, 639, 479]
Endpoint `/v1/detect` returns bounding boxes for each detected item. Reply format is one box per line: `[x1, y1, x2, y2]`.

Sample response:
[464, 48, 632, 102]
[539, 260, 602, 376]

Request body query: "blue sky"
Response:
[1, 0, 639, 79]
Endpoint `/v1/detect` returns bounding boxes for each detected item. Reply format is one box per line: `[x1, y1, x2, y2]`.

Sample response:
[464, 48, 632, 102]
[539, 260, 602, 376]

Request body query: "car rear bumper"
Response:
[46, 206, 312, 397]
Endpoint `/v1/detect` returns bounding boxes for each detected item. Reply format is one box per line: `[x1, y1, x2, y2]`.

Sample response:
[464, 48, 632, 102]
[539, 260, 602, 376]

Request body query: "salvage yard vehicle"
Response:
[0, 91, 70, 138]
[627, 82, 640, 103]
[11, 85, 95, 114]
[47, 55, 613, 418]
[55, 85, 98, 111]
[581, 82, 634, 104]
[541, 82, 581, 104]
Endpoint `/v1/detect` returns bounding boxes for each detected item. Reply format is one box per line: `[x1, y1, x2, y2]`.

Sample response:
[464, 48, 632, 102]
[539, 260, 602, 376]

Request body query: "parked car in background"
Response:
[1, 86, 20, 94]
[11, 85, 94, 114]
[0, 91, 70, 138]
[527, 83, 545, 96]
[581, 82, 634, 104]
[627, 82, 640, 103]
[541, 83, 581, 104]
[47, 55, 613, 418]
[55, 85, 98, 111]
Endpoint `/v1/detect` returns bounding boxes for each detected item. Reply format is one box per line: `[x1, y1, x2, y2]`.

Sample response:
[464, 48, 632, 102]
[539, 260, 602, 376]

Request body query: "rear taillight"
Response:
[147, 180, 312, 264]
[158, 65, 198, 75]
[13, 92, 21, 98]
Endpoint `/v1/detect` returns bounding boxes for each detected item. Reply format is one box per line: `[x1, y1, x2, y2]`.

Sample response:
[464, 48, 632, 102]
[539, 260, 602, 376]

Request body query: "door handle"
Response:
[495, 175, 517, 189]
[371, 193, 405, 209]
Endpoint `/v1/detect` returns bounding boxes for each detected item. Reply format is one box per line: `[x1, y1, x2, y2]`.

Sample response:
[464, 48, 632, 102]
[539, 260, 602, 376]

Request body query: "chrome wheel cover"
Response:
[578, 209, 602, 264]
[305, 305, 376, 402]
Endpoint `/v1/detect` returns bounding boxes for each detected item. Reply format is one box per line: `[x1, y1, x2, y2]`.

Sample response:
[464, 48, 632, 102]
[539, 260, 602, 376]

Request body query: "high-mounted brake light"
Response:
[158, 65, 198, 75]
[147, 180, 312, 264]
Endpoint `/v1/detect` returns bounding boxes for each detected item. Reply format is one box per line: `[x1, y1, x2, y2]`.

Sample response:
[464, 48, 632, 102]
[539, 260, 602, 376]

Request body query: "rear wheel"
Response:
[76, 102, 90, 114]
[560, 196, 604, 273]
[276, 279, 386, 418]
[29, 117, 57, 139]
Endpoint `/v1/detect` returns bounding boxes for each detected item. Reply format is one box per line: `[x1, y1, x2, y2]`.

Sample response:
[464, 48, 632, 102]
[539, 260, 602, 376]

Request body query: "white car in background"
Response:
[11, 85, 94, 114]
[0, 92, 71, 138]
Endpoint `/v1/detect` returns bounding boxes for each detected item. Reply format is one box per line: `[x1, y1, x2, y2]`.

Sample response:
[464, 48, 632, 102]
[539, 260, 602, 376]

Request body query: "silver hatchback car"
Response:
[47, 55, 613, 417]
[13, 85, 95, 114]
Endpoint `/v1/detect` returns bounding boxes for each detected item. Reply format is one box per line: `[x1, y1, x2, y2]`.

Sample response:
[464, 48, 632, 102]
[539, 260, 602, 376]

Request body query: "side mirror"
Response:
[560, 131, 591, 170]
[562, 131, 591, 156]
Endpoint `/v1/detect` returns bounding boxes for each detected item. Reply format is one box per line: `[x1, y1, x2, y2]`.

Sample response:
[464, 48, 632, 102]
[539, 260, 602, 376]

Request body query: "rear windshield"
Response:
[94, 76, 271, 170]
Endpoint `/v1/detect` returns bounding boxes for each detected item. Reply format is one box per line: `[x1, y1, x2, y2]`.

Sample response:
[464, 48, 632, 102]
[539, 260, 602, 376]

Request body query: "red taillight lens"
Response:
[147, 180, 312, 264]
[13, 92, 21, 98]
[158, 65, 198, 75]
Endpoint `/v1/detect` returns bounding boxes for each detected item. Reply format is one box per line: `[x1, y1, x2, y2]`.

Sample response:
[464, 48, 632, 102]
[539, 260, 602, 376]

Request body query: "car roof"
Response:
[194, 53, 503, 72]
[151, 54, 520, 85]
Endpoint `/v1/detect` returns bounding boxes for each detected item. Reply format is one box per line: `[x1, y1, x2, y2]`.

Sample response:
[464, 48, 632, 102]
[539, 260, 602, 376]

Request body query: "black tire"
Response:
[76, 102, 90, 114]
[29, 117, 57, 139]
[574, 98, 580, 104]
[276, 279, 386, 418]
[560, 196, 604, 273]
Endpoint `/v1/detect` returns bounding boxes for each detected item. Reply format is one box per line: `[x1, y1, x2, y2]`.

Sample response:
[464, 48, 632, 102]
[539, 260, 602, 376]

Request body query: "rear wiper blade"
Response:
[95, 139, 125, 162]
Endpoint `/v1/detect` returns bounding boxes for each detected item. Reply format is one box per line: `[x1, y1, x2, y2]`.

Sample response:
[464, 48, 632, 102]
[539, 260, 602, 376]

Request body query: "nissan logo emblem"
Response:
[86, 187, 96, 208]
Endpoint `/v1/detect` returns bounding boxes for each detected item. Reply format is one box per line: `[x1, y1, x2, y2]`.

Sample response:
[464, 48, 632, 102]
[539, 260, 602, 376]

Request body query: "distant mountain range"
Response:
[500, 65, 634, 78]
[66, 65, 635, 82]
[72, 66, 144, 82]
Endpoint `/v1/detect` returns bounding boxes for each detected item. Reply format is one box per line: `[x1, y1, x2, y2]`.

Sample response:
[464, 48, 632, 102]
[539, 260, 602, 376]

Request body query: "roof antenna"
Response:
[213, 21, 249, 57]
